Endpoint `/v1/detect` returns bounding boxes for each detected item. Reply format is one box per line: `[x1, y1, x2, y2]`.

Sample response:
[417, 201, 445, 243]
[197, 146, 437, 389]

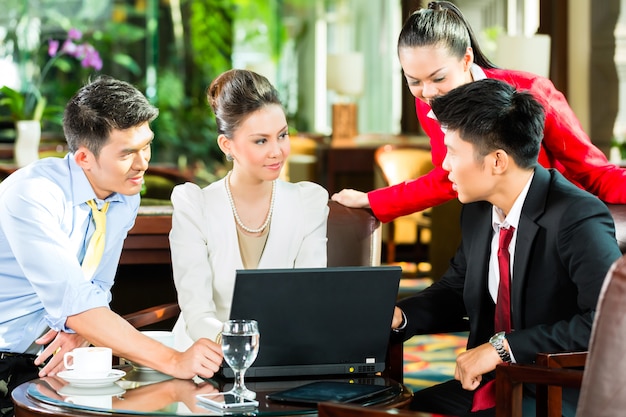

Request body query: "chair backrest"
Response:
[327, 200, 382, 267]
[123, 303, 181, 329]
[374, 144, 433, 187]
[374, 143, 434, 265]
[607, 204, 626, 254]
[575, 253, 626, 416]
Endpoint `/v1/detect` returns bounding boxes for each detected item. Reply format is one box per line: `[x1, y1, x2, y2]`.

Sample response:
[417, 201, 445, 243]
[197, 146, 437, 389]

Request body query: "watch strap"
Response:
[490, 333, 512, 363]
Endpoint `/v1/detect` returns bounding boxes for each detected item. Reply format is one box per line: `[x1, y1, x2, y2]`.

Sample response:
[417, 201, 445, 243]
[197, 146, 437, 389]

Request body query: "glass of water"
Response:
[222, 319, 260, 399]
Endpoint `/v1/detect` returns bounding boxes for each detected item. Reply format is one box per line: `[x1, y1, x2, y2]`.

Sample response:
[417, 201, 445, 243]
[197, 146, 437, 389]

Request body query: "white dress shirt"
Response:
[488, 173, 534, 302]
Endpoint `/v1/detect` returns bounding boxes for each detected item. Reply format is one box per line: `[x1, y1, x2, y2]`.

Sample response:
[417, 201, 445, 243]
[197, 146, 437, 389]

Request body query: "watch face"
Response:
[491, 331, 505, 343]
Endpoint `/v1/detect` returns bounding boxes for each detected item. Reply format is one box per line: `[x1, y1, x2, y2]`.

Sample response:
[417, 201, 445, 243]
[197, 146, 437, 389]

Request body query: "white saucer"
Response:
[57, 370, 126, 388]
[130, 361, 157, 372]
[58, 383, 125, 397]
[121, 368, 172, 385]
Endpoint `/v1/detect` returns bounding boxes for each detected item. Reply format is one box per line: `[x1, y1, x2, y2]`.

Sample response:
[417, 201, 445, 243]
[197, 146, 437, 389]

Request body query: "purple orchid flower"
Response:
[17, 28, 102, 120]
[76, 44, 103, 71]
[48, 40, 60, 57]
[67, 28, 83, 41]
[61, 39, 78, 56]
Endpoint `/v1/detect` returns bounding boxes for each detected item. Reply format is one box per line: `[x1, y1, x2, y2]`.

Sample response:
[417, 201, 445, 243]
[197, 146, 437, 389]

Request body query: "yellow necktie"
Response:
[82, 199, 110, 279]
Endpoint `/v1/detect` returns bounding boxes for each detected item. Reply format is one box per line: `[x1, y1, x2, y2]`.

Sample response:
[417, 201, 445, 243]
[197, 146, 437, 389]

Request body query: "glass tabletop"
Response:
[19, 367, 410, 416]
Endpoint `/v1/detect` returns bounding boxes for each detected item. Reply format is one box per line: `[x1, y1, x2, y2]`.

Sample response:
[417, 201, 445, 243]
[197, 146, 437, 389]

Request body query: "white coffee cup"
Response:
[128, 331, 176, 372]
[142, 331, 174, 348]
[63, 347, 112, 377]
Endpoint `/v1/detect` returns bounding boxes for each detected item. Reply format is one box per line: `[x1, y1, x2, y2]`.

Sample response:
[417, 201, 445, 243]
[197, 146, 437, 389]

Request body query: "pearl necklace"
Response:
[225, 171, 276, 234]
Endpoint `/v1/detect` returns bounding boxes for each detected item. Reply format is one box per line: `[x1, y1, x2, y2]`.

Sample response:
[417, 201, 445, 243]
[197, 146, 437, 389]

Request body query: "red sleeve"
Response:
[368, 100, 456, 223]
[368, 166, 456, 223]
[370, 69, 626, 223]
[486, 68, 626, 203]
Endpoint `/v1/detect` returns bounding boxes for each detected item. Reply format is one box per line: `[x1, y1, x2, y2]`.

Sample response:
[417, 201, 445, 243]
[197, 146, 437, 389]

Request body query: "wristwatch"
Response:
[489, 331, 512, 363]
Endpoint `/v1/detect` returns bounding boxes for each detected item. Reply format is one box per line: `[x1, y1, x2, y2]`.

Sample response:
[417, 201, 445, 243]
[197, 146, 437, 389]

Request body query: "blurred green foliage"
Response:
[2, 0, 299, 177]
[150, 0, 234, 170]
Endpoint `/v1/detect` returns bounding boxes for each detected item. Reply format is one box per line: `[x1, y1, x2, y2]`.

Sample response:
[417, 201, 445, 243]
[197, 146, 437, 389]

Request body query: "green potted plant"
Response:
[1, 28, 102, 122]
[0, 28, 102, 166]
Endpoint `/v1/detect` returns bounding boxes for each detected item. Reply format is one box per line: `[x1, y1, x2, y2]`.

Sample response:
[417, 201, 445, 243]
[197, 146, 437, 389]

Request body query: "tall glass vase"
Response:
[15, 120, 41, 167]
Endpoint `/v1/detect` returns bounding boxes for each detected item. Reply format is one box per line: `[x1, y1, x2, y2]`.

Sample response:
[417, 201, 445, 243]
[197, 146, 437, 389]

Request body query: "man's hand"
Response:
[168, 337, 223, 380]
[65, 307, 223, 380]
[454, 342, 502, 390]
[392, 307, 405, 329]
[34, 330, 89, 377]
[331, 189, 370, 209]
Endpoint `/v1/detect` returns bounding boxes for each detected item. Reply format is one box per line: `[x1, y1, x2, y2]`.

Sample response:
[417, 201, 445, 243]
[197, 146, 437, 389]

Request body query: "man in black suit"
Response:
[393, 79, 622, 417]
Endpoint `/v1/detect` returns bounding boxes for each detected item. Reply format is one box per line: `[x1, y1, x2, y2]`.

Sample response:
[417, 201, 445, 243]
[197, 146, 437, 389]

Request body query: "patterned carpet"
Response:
[403, 332, 469, 393]
[396, 274, 469, 393]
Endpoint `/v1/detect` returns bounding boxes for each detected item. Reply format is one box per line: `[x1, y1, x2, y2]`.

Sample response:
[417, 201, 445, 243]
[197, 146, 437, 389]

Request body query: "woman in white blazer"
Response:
[169, 69, 329, 350]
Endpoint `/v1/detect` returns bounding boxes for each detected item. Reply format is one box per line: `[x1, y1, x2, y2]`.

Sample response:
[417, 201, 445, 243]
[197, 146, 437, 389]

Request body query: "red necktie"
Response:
[472, 225, 515, 412]
[495, 226, 515, 333]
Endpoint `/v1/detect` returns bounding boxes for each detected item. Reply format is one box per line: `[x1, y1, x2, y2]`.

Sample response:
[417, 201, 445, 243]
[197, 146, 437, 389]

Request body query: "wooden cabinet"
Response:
[319, 134, 430, 195]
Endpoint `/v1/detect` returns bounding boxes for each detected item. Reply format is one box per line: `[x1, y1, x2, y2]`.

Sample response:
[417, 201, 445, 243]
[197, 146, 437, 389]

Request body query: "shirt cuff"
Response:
[392, 310, 407, 333]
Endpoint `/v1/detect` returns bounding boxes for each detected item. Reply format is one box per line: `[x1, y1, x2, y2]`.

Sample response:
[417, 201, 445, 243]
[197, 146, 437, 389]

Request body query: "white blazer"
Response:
[169, 178, 329, 349]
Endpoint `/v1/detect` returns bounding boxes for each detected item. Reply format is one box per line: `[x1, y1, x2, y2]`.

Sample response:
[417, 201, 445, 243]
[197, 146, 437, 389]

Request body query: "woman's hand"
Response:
[331, 189, 370, 208]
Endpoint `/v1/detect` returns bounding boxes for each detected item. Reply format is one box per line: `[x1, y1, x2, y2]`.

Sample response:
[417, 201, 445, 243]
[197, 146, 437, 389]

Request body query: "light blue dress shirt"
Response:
[0, 154, 139, 354]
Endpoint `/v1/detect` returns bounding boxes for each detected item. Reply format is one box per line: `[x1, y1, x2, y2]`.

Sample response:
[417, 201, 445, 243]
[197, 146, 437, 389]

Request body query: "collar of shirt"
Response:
[491, 171, 535, 231]
[487, 171, 535, 308]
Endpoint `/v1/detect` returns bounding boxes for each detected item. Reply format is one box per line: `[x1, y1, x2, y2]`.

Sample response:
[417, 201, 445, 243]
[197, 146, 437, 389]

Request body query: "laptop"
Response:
[222, 265, 402, 379]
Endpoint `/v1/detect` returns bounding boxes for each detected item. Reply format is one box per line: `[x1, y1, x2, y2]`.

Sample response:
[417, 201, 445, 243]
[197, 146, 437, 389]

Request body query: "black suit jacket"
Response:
[398, 166, 621, 363]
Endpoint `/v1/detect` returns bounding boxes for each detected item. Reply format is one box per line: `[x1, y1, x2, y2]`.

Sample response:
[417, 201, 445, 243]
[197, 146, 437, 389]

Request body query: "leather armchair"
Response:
[327, 200, 381, 267]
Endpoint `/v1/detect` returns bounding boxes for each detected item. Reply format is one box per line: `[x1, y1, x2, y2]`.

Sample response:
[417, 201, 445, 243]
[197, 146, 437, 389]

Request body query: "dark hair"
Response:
[207, 69, 283, 138]
[63, 76, 159, 156]
[398, 1, 496, 69]
[430, 79, 544, 169]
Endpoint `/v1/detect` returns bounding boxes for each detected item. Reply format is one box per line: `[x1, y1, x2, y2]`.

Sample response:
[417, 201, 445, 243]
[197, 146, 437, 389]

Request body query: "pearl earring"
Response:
[226, 153, 234, 162]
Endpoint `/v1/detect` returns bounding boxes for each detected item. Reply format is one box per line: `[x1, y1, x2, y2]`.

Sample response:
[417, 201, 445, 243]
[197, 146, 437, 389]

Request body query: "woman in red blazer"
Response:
[331, 1, 626, 223]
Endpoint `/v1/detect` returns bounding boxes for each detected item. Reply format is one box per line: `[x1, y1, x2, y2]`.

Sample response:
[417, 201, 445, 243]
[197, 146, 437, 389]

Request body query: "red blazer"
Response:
[368, 68, 626, 223]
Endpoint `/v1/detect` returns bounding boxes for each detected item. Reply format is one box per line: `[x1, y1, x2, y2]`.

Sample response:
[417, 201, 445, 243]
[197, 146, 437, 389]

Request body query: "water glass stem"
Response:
[233, 369, 247, 394]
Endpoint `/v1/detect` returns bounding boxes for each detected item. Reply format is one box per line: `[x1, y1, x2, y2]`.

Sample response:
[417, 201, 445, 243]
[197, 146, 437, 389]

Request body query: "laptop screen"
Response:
[225, 266, 401, 378]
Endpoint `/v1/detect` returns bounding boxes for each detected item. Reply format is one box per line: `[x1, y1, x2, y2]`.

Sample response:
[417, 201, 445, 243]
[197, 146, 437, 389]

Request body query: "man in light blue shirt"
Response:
[0, 76, 222, 416]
